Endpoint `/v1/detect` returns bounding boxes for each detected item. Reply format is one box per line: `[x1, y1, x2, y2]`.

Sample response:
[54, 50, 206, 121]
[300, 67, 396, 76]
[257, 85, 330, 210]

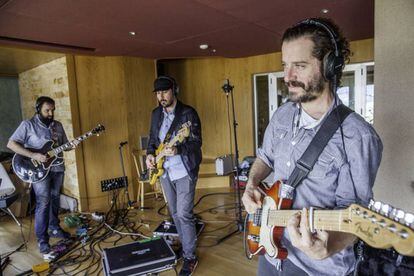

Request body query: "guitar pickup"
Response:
[247, 235, 260, 243]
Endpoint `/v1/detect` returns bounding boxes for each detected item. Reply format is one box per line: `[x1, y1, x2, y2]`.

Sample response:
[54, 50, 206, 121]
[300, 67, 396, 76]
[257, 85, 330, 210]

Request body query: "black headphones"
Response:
[157, 76, 179, 95]
[35, 96, 55, 114]
[297, 19, 345, 82]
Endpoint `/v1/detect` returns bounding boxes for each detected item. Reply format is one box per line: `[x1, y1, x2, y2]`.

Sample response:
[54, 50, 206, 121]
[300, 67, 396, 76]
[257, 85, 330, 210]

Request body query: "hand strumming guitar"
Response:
[146, 154, 155, 169]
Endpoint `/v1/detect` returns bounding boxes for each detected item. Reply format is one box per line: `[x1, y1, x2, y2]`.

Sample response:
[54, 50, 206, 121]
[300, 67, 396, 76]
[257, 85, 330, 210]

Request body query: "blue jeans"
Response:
[32, 171, 64, 243]
[160, 174, 197, 259]
[257, 255, 308, 276]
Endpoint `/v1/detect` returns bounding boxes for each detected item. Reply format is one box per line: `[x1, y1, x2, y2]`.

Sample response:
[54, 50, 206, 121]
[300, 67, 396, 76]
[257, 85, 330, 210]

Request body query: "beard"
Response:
[286, 74, 325, 103]
[39, 114, 54, 126]
[159, 99, 174, 108]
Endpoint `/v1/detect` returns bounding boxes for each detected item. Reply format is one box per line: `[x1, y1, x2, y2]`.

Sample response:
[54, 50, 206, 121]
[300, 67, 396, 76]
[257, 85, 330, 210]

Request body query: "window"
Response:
[253, 62, 375, 149]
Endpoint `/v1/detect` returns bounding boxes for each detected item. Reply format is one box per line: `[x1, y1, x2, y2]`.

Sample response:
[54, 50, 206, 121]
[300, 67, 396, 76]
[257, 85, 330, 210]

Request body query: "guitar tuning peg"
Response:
[373, 201, 382, 212]
[380, 203, 392, 216]
[390, 208, 405, 222]
[404, 213, 414, 229]
[368, 199, 375, 209]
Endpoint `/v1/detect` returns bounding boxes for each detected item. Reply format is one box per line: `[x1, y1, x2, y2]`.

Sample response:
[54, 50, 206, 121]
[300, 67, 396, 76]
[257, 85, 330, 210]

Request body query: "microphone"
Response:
[221, 79, 234, 94]
[119, 141, 128, 147]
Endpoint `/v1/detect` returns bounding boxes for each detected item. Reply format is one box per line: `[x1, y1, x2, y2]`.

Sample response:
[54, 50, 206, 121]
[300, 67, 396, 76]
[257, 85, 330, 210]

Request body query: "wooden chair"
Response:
[131, 149, 163, 209]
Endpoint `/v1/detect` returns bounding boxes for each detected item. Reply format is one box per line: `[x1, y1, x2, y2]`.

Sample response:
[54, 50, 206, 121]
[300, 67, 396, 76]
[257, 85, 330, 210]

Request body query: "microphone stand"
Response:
[119, 141, 134, 209]
[219, 80, 244, 243]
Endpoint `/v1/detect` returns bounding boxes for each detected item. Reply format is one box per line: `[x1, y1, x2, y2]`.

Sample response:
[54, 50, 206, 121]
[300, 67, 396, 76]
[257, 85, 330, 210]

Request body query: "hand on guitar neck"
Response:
[286, 208, 356, 260]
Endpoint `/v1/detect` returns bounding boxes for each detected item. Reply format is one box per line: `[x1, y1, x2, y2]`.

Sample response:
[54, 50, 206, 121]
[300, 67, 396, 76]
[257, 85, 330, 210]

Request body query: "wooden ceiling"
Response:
[0, 0, 374, 59]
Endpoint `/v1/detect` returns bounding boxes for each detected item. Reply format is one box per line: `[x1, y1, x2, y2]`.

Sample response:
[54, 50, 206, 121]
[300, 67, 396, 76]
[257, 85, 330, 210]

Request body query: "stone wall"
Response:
[18, 57, 79, 199]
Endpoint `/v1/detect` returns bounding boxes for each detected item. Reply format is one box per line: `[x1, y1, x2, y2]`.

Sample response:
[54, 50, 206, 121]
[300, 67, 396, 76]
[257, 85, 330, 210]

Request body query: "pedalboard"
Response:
[101, 177, 127, 192]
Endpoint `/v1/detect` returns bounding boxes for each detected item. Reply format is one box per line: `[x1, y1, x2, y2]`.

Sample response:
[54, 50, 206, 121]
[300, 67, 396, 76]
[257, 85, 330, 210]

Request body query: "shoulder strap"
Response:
[163, 101, 184, 143]
[288, 104, 353, 188]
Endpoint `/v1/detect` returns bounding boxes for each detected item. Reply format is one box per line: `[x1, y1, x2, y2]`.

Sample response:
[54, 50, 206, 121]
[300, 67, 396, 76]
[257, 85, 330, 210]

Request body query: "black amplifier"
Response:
[102, 237, 176, 276]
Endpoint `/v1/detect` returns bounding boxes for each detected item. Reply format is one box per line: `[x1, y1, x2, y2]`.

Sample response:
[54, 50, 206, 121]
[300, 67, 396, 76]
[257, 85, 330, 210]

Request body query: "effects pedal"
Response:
[100, 177, 128, 192]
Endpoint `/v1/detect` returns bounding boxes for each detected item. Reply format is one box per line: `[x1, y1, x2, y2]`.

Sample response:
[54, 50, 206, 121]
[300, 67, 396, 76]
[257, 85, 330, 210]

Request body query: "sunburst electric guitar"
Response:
[149, 121, 191, 185]
[12, 124, 105, 183]
[245, 181, 414, 259]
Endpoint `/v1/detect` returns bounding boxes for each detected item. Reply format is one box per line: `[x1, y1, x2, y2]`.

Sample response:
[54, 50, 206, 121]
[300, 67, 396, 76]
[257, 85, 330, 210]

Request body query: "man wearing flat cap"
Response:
[146, 75, 202, 276]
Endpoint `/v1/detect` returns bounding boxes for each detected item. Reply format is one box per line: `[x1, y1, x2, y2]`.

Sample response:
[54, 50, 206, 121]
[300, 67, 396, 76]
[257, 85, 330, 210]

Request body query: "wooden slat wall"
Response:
[69, 55, 155, 211]
[67, 39, 372, 210]
[164, 39, 374, 160]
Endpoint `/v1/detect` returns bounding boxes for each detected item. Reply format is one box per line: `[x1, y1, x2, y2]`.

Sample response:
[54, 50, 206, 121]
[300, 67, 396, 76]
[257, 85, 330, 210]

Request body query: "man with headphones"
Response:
[7, 96, 78, 257]
[146, 76, 202, 276]
[242, 18, 383, 275]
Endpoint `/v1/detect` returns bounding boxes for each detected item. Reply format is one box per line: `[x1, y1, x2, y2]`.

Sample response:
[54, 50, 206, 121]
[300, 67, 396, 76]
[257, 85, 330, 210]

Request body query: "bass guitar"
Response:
[245, 181, 414, 259]
[149, 121, 191, 185]
[12, 124, 105, 183]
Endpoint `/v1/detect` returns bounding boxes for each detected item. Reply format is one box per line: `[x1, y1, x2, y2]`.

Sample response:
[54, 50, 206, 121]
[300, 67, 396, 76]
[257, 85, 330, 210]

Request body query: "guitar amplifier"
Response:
[102, 237, 176, 276]
[215, 154, 234, 176]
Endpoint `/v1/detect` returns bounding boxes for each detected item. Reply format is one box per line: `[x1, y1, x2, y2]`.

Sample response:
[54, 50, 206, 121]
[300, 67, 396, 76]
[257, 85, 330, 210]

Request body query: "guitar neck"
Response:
[48, 130, 94, 157]
[267, 209, 351, 232]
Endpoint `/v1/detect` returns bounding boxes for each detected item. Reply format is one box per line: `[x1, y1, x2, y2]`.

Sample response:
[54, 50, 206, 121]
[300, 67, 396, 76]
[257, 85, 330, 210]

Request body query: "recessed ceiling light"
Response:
[129, 31, 136, 36]
[199, 44, 209, 50]
[321, 8, 329, 14]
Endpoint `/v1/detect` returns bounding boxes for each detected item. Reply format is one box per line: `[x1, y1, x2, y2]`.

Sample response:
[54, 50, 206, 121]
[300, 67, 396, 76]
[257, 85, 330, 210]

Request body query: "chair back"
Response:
[132, 149, 148, 181]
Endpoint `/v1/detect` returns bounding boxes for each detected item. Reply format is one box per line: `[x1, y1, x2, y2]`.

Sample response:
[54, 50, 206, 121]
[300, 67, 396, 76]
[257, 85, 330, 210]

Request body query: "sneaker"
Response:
[179, 257, 198, 276]
[49, 228, 71, 239]
[38, 240, 50, 254]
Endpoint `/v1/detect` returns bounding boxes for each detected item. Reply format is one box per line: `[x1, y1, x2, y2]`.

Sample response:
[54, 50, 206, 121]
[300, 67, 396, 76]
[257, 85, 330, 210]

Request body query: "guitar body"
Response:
[12, 140, 63, 183]
[148, 122, 192, 186]
[11, 124, 104, 184]
[244, 183, 414, 259]
[149, 143, 166, 185]
[246, 180, 292, 259]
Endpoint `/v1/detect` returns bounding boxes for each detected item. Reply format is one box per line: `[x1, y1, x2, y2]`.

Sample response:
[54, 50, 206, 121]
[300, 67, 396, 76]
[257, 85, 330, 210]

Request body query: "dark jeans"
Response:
[160, 174, 197, 259]
[32, 171, 64, 243]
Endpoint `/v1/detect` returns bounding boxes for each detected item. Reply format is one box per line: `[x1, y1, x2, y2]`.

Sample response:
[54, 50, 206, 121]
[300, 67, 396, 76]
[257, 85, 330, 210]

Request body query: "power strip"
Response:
[100, 177, 128, 192]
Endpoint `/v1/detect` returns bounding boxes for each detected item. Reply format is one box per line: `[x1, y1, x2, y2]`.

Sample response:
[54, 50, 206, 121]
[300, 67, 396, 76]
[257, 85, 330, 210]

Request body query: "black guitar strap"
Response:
[162, 102, 184, 144]
[288, 104, 353, 189]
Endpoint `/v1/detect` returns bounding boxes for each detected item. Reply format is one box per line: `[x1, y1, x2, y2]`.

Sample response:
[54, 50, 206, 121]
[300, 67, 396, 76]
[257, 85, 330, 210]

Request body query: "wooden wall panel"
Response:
[72, 55, 155, 211]
[74, 56, 129, 211]
[123, 57, 157, 195]
[164, 39, 374, 161]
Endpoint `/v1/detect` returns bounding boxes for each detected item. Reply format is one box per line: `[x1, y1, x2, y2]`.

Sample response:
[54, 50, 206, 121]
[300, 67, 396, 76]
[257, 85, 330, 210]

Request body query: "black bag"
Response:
[355, 240, 414, 276]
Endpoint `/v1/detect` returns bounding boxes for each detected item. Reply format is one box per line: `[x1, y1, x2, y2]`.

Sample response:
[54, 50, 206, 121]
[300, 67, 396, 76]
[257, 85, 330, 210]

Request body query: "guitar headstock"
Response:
[92, 124, 105, 136]
[346, 200, 414, 256]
